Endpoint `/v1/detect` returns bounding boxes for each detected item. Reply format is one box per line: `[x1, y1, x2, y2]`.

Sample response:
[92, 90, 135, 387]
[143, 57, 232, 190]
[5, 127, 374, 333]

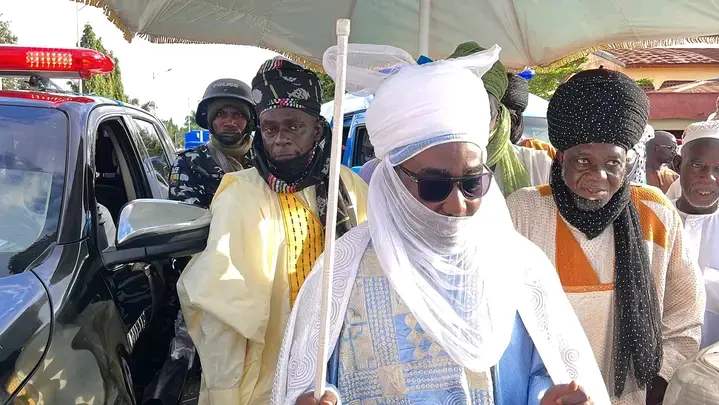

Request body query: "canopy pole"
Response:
[419, 0, 430, 56]
[314, 17, 351, 401]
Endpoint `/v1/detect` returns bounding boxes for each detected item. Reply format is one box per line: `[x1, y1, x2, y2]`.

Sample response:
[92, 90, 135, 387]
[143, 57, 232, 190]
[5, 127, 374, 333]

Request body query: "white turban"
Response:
[324, 44, 501, 164]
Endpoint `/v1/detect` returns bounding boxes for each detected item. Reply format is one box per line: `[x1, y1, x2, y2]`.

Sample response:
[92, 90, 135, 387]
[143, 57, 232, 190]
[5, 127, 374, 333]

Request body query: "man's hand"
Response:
[540, 380, 593, 405]
[296, 390, 338, 405]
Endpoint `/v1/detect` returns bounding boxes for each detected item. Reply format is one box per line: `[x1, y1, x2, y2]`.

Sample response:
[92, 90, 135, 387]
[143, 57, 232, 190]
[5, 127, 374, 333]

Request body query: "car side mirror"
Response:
[101, 199, 211, 267]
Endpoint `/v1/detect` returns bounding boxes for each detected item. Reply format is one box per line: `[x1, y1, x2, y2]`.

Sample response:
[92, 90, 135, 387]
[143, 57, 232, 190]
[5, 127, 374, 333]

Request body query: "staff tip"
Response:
[336, 19, 351, 36]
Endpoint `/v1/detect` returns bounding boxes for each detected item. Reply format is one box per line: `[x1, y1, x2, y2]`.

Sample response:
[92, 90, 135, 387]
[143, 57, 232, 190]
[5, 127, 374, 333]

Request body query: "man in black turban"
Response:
[176, 57, 368, 405]
[506, 69, 704, 404]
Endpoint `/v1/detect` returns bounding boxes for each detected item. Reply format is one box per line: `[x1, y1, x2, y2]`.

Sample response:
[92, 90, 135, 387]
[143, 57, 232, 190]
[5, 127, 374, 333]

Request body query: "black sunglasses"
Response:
[398, 165, 494, 202]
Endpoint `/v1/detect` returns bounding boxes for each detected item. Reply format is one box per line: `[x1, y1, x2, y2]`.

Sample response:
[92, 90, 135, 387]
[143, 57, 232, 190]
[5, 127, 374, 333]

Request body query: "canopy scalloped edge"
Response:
[71, 0, 719, 73]
[70, 0, 325, 71]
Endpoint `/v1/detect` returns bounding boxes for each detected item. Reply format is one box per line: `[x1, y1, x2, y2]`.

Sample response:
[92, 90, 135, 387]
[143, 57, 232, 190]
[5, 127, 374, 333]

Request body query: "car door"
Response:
[79, 108, 165, 402]
[122, 113, 189, 400]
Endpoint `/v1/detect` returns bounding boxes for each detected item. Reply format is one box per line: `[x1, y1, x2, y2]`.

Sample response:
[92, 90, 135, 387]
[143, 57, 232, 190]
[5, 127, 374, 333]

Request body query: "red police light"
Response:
[0, 90, 95, 104]
[0, 45, 114, 79]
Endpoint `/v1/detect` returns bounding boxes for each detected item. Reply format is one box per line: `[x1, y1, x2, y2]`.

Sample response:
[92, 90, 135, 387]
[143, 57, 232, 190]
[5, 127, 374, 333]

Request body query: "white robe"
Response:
[674, 203, 719, 347]
[271, 223, 612, 405]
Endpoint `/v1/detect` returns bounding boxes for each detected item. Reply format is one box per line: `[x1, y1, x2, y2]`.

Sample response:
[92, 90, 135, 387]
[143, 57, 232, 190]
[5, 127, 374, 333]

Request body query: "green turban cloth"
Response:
[448, 41, 508, 100]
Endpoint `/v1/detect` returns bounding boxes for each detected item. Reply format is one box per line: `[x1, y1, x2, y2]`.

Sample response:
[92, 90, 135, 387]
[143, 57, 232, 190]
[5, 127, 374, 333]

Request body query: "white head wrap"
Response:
[325, 44, 500, 164]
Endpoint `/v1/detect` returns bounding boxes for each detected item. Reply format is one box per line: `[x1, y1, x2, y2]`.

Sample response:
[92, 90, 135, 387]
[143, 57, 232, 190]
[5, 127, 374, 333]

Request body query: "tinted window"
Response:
[133, 119, 171, 198]
[523, 116, 550, 144]
[0, 106, 67, 276]
[355, 125, 374, 165]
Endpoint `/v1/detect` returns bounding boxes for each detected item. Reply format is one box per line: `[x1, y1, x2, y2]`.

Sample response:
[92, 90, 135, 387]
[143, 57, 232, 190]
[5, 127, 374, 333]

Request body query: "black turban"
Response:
[251, 57, 323, 117]
[501, 73, 529, 113]
[548, 68, 649, 152]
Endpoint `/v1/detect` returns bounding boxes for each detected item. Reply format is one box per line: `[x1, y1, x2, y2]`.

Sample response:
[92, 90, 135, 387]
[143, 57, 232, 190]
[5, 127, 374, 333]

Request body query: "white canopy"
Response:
[74, 0, 719, 69]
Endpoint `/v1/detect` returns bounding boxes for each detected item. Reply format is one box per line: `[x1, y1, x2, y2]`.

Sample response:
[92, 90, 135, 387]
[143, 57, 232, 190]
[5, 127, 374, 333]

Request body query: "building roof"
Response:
[599, 48, 719, 67]
[652, 79, 719, 93]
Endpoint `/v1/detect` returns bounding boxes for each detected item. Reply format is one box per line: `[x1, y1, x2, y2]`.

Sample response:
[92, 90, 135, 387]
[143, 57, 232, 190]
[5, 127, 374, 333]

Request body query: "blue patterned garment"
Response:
[326, 249, 552, 405]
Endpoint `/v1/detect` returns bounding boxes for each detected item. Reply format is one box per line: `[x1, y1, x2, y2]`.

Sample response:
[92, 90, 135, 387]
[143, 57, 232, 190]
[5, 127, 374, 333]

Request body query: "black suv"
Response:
[0, 86, 209, 405]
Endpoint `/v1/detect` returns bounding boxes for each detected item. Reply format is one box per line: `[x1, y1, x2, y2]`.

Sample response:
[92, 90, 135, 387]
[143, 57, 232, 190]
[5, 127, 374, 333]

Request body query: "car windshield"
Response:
[0, 105, 67, 276]
[523, 116, 550, 144]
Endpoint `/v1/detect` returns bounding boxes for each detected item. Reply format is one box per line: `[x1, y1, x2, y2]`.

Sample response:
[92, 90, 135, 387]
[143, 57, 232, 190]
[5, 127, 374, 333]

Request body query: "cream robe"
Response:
[506, 184, 705, 405]
[177, 166, 368, 405]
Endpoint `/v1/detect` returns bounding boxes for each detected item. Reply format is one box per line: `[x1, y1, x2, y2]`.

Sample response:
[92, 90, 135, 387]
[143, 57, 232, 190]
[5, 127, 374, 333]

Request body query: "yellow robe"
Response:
[506, 184, 705, 405]
[177, 166, 368, 405]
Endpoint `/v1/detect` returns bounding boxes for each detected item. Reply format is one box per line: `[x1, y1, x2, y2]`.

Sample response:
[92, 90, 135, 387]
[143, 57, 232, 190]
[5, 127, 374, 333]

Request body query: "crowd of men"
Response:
[162, 41, 718, 405]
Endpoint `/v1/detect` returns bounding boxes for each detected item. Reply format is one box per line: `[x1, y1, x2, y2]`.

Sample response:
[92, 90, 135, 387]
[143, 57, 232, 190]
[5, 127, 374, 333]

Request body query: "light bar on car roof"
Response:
[0, 45, 114, 79]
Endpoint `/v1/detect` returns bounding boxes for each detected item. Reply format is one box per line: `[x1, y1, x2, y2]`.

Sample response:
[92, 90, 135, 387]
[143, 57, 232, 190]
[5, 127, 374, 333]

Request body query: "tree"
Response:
[635, 78, 655, 91]
[314, 70, 337, 103]
[0, 15, 29, 90]
[78, 24, 127, 101]
[185, 110, 201, 131]
[141, 101, 157, 114]
[528, 57, 588, 100]
[162, 118, 184, 149]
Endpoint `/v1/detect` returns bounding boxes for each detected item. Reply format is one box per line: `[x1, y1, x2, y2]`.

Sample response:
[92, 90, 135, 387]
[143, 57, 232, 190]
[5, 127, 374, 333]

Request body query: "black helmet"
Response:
[195, 78, 256, 130]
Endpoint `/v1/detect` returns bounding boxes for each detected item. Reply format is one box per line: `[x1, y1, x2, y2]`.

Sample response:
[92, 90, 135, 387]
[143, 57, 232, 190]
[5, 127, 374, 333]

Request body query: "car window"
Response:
[523, 116, 550, 144]
[0, 106, 67, 276]
[132, 118, 171, 199]
[354, 125, 374, 165]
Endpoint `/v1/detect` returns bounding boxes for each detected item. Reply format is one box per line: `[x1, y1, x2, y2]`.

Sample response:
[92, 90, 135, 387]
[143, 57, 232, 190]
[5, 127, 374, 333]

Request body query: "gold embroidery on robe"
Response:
[278, 193, 325, 307]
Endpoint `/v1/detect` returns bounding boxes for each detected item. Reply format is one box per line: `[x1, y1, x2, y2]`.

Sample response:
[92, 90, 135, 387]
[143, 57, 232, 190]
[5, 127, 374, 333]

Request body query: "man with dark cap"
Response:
[168, 78, 256, 208]
[506, 69, 705, 405]
[176, 57, 368, 405]
[449, 42, 552, 196]
[646, 130, 679, 194]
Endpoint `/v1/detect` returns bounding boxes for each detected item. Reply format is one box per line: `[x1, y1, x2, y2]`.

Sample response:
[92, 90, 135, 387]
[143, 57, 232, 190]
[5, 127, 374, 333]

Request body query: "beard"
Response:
[213, 132, 245, 146]
[562, 168, 612, 211]
[572, 193, 611, 211]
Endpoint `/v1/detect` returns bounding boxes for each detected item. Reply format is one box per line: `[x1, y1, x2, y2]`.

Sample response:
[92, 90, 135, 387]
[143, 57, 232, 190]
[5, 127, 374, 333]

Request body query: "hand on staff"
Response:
[296, 390, 338, 405]
[540, 380, 592, 405]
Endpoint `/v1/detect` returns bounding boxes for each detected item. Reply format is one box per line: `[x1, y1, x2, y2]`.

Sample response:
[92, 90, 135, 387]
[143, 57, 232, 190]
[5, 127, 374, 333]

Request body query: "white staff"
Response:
[314, 18, 351, 400]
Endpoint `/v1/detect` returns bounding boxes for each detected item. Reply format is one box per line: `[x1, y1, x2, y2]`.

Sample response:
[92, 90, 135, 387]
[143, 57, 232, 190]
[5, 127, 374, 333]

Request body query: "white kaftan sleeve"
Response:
[657, 210, 706, 381]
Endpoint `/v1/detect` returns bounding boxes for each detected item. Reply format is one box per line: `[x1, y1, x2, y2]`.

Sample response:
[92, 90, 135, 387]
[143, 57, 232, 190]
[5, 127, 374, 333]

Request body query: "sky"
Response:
[1, 0, 279, 124]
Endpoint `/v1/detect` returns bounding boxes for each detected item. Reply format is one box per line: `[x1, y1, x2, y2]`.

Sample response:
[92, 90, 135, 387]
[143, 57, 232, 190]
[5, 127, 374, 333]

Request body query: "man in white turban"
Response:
[272, 45, 610, 405]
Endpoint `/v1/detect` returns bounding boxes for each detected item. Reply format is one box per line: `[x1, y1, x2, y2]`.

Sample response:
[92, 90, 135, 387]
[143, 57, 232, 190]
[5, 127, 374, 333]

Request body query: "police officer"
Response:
[168, 78, 256, 208]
